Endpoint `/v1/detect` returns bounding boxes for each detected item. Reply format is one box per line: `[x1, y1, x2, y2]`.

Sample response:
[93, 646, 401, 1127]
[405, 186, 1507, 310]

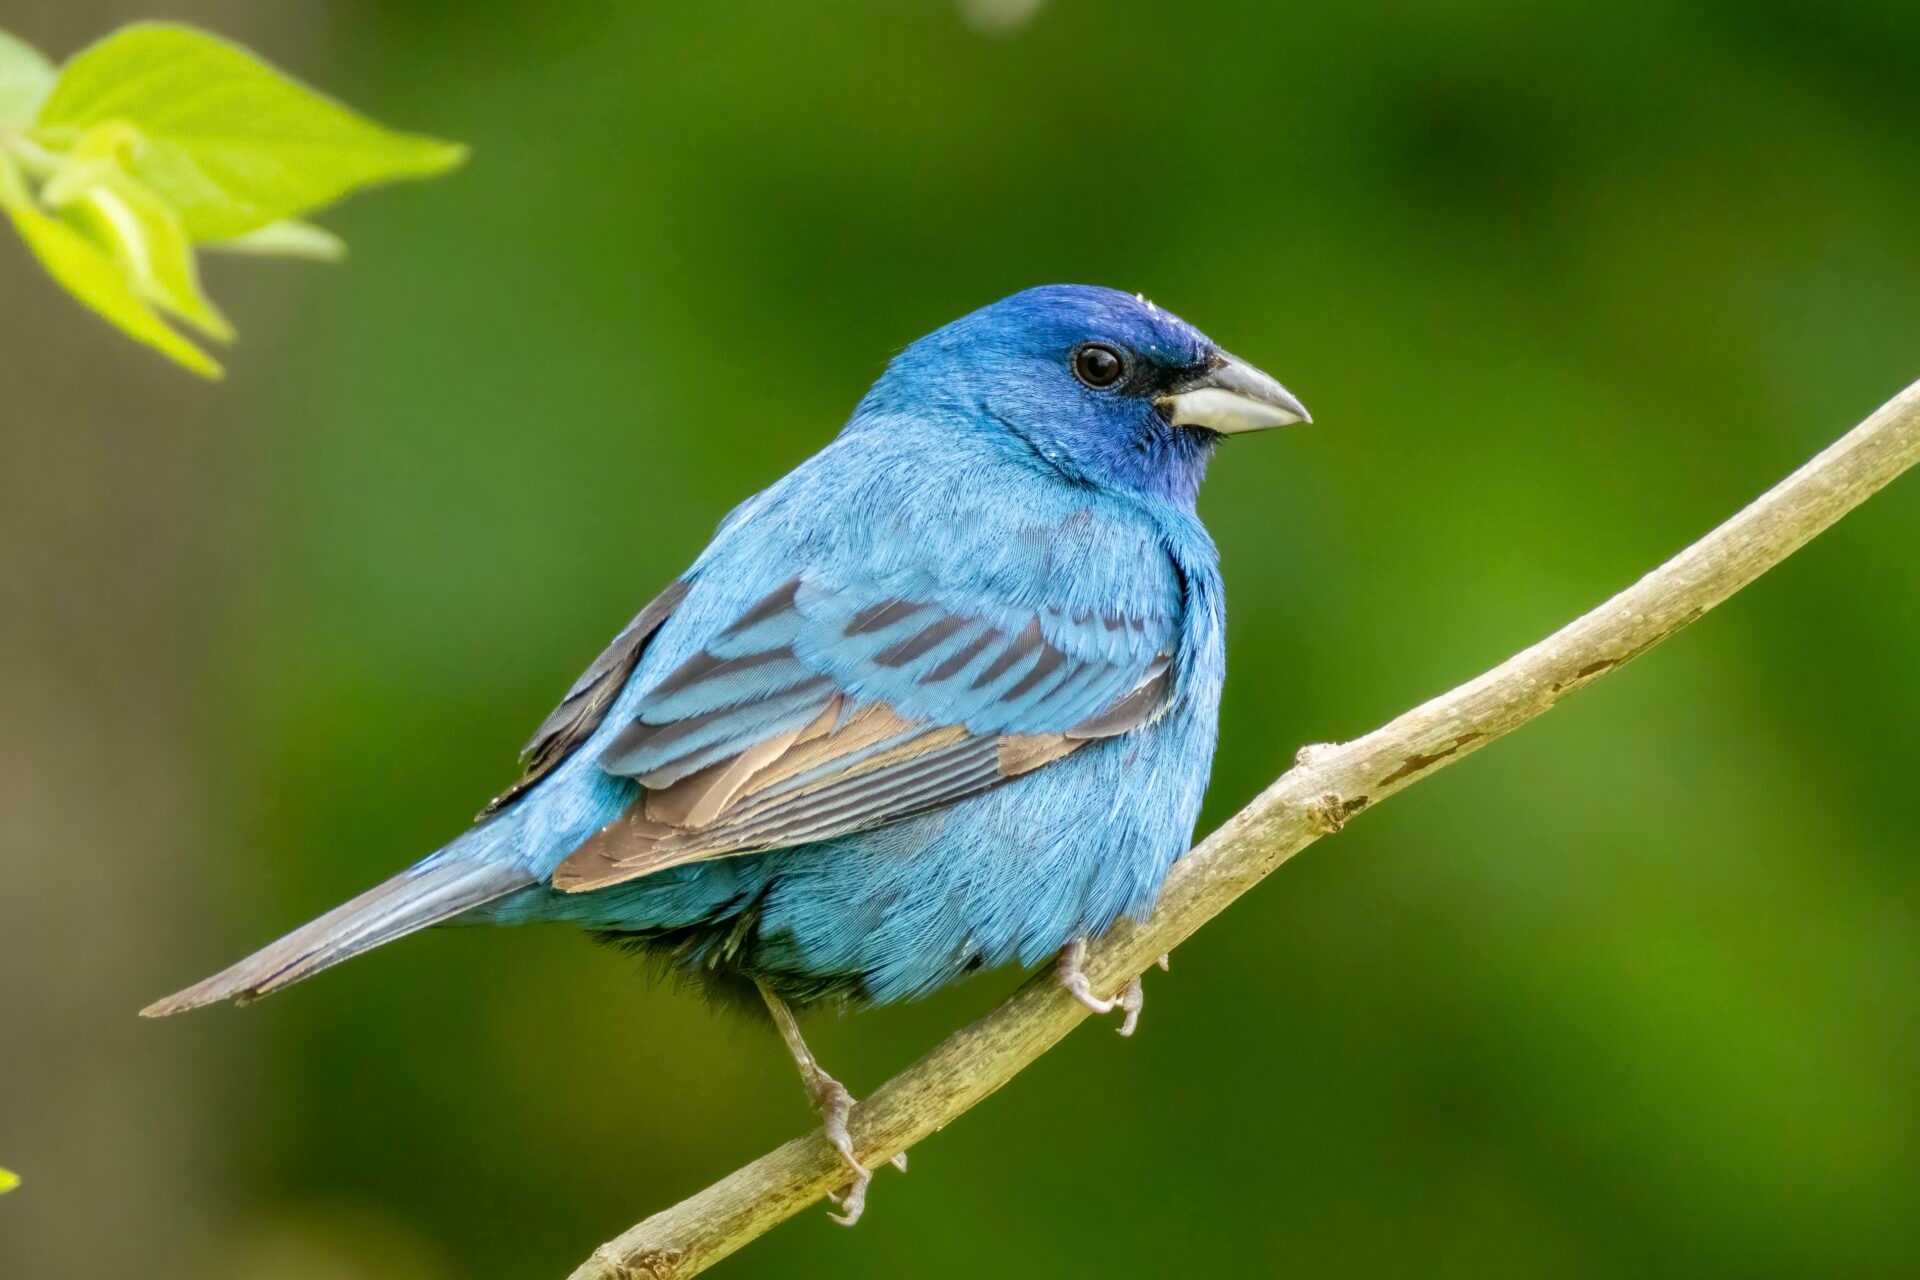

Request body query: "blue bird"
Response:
[144, 284, 1309, 1221]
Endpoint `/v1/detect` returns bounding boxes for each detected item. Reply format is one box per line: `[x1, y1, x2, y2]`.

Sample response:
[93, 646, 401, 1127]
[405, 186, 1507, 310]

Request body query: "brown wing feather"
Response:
[551, 662, 1174, 893]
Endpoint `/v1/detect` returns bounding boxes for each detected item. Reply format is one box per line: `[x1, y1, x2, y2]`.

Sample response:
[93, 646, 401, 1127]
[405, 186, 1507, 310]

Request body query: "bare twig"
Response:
[569, 378, 1920, 1280]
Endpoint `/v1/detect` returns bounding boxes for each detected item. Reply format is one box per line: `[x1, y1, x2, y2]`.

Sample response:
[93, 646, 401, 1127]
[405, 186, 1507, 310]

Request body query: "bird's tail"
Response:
[140, 848, 535, 1018]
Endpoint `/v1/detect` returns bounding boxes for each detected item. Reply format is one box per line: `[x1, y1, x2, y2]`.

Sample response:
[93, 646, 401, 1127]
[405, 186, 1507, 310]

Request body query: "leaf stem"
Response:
[0, 129, 63, 177]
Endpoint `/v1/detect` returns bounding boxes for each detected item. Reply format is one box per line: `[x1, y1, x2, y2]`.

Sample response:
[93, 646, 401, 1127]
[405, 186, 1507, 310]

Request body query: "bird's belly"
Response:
[507, 713, 1210, 1006]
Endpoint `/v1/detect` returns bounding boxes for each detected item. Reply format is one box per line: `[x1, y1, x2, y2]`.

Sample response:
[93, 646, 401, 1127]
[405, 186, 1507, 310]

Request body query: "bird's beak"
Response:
[1156, 350, 1311, 435]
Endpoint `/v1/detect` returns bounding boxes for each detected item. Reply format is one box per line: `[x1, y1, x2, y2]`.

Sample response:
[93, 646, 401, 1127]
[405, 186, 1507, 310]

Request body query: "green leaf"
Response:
[204, 217, 345, 262]
[8, 199, 220, 377]
[38, 22, 466, 240]
[32, 120, 233, 339]
[69, 173, 235, 340]
[0, 29, 54, 125]
[0, 1167, 18, 1193]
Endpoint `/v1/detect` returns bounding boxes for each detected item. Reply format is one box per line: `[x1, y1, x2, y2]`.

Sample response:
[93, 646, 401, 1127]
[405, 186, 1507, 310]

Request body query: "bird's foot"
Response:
[760, 983, 906, 1227]
[806, 1068, 873, 1226]
[1056, 938, 1162, 1037]
[804, 1067, 908, 1226]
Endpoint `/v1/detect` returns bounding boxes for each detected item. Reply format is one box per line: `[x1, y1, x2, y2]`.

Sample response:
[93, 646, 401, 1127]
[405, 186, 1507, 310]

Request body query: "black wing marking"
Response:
[479, 579, 689, 817]
[550, 578, 1176, 891]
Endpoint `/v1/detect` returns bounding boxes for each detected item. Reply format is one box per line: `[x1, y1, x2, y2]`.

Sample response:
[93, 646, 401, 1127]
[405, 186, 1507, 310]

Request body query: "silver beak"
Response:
[1155, 350, 1311, 435]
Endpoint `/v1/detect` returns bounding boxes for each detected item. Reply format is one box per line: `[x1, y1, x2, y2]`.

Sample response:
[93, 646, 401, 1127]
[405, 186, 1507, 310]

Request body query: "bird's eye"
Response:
[1072, 342, 1126, 390]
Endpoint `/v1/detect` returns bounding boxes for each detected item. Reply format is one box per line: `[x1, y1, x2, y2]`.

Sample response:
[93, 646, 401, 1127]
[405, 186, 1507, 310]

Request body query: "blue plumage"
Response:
[145, 287, 1308, 1203]
[472, 416, 1220, 1003]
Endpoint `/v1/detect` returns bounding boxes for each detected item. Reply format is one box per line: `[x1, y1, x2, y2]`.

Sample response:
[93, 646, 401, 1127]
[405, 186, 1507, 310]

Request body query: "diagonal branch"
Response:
[570, 377, 1920, 1280]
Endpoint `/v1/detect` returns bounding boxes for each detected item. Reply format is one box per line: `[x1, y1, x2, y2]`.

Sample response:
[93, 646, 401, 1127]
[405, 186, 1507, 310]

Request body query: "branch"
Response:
[570, 378, 1920, 1280]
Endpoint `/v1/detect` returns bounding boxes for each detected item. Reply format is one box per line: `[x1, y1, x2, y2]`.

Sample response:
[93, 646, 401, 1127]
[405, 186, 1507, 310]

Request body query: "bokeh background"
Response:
[6, 1, 1920, 1276]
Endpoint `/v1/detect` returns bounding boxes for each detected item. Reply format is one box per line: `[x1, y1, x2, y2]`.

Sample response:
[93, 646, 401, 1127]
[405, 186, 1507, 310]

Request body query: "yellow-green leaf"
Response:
[0, 29, 54, 125]
[71, 173, 234, 340]
[38, 22, 466, 240]
[0, 1166, 18, 1193]
[8, 200, 220, 376]
[204, 217, 345, 262]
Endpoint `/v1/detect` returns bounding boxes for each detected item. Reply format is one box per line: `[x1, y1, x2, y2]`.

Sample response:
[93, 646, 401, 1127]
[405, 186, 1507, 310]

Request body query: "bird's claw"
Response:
[805, 1069, 905, 1226]
[825, 1175, 869, 1227]
[761, 983, 908, 1226]
[1111, 976, 1145, 1036]
[807, 1071, 872, 1226]
[1057, 939, 1153, 1036]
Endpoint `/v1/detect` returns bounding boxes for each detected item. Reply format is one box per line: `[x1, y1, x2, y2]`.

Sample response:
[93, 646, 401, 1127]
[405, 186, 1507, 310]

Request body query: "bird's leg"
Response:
[757, 984, 904, 1227]
[1056, 937, 1155, 1037]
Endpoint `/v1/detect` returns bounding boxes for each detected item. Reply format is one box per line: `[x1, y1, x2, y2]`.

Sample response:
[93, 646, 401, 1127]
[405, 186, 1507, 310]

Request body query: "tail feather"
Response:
[141, 860, 535, 1017]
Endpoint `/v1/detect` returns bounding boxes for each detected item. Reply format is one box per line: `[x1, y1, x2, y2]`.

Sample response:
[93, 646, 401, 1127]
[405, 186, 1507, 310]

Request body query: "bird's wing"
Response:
[479, 580, 690, 817]
[552, 575, 1177, 891]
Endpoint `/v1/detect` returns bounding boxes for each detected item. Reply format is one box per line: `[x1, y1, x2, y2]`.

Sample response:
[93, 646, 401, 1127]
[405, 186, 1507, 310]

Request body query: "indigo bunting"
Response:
[146, 285, 1309, 1221]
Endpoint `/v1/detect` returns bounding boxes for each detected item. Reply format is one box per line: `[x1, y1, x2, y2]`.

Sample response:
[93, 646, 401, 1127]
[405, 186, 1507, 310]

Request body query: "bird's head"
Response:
[859, 284, 1309, 508]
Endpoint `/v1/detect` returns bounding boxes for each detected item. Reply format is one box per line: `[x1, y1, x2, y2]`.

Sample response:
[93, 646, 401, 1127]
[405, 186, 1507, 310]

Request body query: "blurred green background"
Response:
[5, 1, 1920, 1276]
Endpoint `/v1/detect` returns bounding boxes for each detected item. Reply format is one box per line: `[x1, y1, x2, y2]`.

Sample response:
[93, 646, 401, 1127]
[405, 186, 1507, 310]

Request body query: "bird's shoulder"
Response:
[735, 425, 1195, 618]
